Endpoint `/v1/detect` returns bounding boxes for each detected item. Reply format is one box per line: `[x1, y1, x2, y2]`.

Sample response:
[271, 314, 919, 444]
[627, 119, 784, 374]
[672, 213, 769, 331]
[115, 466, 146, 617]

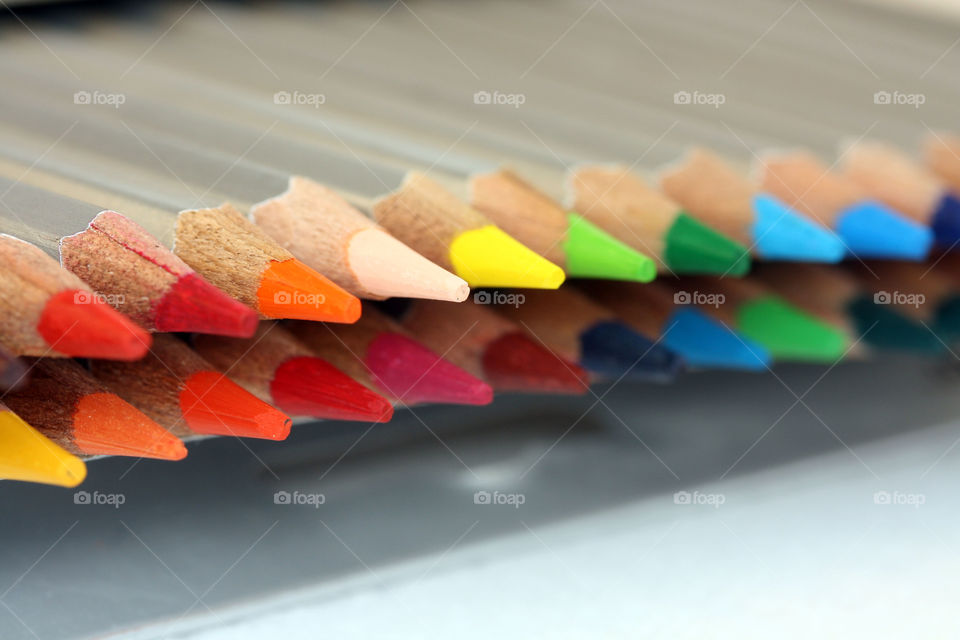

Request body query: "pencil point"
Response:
[0, 409, 87, 487]
[270, 356, 394, 422]
[154, 273, 260, 337]
[73, 392, 187, 460]
[366, 333, 494, 405]
[752, 194, 846, 262]
[180, 371, 291, 440]
[579, 320, 685, 382]
[833, 202, 933, 260]
[449, 225, 565, 289]
[664, 213, 752, 275]
[257, 258, 362, 323]
[663, 308, 771, 370]
[931, 193, 960, 246]
[737, 296, 848, 362]
[349, 228, 470, 302]
[39, 290, 151, 360]
[482, 332, 589, 394]
[561, 214, 656, 281]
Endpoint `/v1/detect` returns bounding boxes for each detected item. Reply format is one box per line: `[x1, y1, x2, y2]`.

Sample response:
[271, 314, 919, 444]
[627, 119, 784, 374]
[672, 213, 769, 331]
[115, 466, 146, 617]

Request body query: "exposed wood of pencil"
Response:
[372, 172, 489, 270]
[568, 166, 680, 262]
[841, 142, 941, 221]
[2, 358, 186, 459]
[88, 334, 213, 437]
[924, 134, 960, 195]
[583, 282, 673, 337]
[659, 149, 754, 244]
[252, 176, 468, 301]
[495, 288, 612, 362]
[192, 322, 311, 404]
[758, 152, 862, 224]
[752, 264, 861, 332]
[469, 170, 569, 266]
[399, 300, 517, 378]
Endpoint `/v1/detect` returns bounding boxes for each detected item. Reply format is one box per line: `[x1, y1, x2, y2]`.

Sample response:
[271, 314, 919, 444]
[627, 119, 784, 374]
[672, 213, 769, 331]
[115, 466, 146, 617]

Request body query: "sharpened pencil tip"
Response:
[664, 213, 752, 275]
[752, 194, 846, 262]
[73, 392, 186, 460]
[579, 320, 685, 382]
[663, 308, 771, 370]
[38, 289, 151, 360]
[834, 201, 933, 260]
[482, 332, 589, 394]
[270, 356, 394, 422]
[257, 258, 362, 323]
[562, 214, 657, 282]
[348, 228, 470, 302]
[0, 409, 87, 487]
[154, 273, 260, 337]
[366, 332, 493, 405]
[180, 371, 291, 440]
[449, 225, 565, 289]
[737, 296, 848, 362]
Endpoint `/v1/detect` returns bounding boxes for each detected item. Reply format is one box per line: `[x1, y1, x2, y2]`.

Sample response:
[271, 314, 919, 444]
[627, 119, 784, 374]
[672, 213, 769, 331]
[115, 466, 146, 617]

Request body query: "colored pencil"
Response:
[566, 166, 752, 275]
[0, 402, 86, 487]
[0, 175, 258, 336]
[0, 90, 561, 291]
[0, 234, 151, 359]
[757, 152, 933, 260]
[174, 203, 361, 323]
[251, 178, 468, 301]
[388, 299, 590, 394]
[583, 281, 772, 370]
[659, 149, 846, 262]
[288, 309, 494, 407]
[0, 107, 362, 323]
[88, 334, 292, 441]
[840, 141, 960, 247]
[662, 276, 849, 362]
[2, 358, 188, 460]
[0, 346, 27, 391]
[495, 287, 685, 381]
[192, 322, 395, 422]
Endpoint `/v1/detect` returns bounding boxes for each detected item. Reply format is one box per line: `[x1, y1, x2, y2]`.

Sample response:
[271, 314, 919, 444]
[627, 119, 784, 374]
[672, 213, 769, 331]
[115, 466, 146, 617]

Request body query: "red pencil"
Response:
[0, 234, 151, 359]
[193, 322, 395, 423]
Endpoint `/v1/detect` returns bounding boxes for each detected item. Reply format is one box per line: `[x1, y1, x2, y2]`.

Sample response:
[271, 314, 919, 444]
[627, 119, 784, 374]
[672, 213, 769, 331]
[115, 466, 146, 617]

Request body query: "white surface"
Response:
[129, 420, 960, 639]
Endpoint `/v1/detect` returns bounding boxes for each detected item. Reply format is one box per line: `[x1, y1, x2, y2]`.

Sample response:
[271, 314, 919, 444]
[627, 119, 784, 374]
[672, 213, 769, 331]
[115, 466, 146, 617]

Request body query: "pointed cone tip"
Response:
[449, 225, 565, 289]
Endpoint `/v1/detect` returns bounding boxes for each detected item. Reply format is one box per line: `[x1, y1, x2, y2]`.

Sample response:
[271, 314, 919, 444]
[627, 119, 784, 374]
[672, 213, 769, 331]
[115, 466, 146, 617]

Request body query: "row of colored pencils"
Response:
[3, 128, 960, 489]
